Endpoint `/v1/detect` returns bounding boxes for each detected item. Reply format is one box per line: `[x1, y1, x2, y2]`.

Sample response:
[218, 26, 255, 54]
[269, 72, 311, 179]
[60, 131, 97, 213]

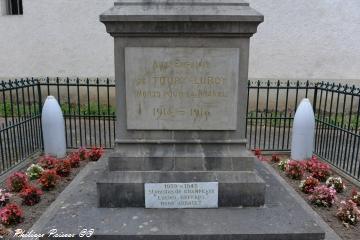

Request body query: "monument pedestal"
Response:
[97, 0, 266, 209]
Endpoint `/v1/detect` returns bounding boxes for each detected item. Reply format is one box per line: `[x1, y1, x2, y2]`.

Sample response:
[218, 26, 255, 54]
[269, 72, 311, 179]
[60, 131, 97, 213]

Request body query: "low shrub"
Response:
[309, 185, 337, 207]
[20, 185, 43, 206]
[271, 154, 280, 163]
[78, 147, 89, 161]
[303, 156, 320, 172]
[326, 177, 346, 193]
[351, 189, 360, 206]
[88, 146, 104, 161]
[38, 170, 60, 190]
[285, 160, 305, 180]
[311, 162, 331, 182]
[0, 189, 12, 207]
[26, 164, 44, 180]
[67, 153, 81, 168]
[37, 155, 59, 169]
[6, 172, 29, 192]
[55, 160, 72, 177]
[336, 200, 360, 227]
[299, 176, 320, 194]
[0, 203, 23, 226]
[278, 159, 289, 171]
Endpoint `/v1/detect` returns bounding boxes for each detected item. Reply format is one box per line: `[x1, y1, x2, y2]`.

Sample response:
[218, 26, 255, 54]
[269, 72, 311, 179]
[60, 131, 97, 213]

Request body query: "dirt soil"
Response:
[265, 155, 360, 240]
[0, 155, 90, 238]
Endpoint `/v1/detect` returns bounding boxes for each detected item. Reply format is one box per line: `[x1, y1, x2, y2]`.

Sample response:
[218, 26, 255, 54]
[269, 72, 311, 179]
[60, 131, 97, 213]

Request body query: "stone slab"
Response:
[115, 0, 250, 7]
[97, 170, 265, 207]
[145, 182, 218, 208]
[125, 47, 239, 130]
[108, 149, 255, 171]
[28, 156, 341, 240]
[100, 1, 263, 37]
[100, 1, 264, 22]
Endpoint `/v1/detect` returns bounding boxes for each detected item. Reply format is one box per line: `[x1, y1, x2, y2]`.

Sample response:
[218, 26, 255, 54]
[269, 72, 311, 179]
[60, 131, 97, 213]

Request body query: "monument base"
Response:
[30, 156, 335, 240]
[97, 170, 265, 207]
[98, 145, 266, 207]
[108, 143, 256, 172]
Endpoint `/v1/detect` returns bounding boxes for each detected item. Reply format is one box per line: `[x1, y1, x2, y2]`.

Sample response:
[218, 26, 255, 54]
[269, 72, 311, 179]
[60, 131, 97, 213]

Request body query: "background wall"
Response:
[0, 0, 359, 82]
[0, 0, 114, 79]
[249, 0, 360, 82]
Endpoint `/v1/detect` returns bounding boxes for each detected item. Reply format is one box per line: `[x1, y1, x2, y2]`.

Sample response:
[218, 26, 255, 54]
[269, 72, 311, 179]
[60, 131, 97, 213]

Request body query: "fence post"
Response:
[312, 83, 318, 114]
[245, 80, 250, 137]
[312, 83, 319, 153]
[37, 79, 44, 150]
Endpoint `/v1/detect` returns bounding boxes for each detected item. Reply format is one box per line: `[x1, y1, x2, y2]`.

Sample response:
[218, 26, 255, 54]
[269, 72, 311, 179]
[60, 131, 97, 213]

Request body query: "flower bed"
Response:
[262, 153, 360, 240]
[0, 146, 104, 237]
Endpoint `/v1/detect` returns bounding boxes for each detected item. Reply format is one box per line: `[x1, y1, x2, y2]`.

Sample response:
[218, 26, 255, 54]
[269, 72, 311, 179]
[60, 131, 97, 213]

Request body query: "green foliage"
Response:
[247, 111, 359, 129]
[26, 164, 44, 180]
[60, 102, 115, 115]
[0, 102, 38, 117]
[0, 101, 115, 117]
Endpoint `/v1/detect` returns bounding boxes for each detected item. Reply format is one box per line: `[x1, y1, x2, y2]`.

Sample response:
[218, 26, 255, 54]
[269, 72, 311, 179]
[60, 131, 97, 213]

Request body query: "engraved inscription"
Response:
[125, 47, 239, 130]
[145, 182, 218, 208]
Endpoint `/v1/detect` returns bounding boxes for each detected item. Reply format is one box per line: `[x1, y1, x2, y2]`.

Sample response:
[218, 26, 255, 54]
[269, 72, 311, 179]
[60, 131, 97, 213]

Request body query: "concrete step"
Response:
[97, 170, 265, 208]
[108, 150, 256, 171]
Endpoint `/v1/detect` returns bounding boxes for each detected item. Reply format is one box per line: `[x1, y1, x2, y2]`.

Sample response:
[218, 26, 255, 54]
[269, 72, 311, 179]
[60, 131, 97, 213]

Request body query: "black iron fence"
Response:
[0, 79, 43, 174]
[0, 78, 359, 181]
[314, 83, 360, 180]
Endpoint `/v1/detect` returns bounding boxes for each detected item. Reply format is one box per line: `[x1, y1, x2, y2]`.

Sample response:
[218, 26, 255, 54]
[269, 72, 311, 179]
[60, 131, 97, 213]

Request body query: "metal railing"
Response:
[0, 78, 359, 181]
[0, 79, 43, 174]
[314, 82, 360, 180]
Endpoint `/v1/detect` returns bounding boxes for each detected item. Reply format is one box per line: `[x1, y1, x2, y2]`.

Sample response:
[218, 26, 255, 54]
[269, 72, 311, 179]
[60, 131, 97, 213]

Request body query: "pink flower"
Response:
[309, 185, 337, 207]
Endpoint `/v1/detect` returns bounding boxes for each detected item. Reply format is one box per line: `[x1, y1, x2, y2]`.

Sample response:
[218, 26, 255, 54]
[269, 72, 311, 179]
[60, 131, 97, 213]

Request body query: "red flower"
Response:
[285, 160, 305, 180]
[299, 176, 320, 194]
[20, 185, 43, 206]
[303, 157, 320, 172]
[0, 203, 23, 226]
[88, 146, 104, 161]
[37, 155, 59, 169]
[67, 152, 81, 168]
[38, 170, 60, 190]
[6, 172, 28, 192]
[55, 160, 72, 177]
[253, 148, 261, 156]
[311, 162, 331, 182]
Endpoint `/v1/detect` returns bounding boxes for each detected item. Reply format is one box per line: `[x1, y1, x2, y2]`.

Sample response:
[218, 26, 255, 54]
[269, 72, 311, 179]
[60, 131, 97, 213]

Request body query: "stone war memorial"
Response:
[30, 1, 330, 239]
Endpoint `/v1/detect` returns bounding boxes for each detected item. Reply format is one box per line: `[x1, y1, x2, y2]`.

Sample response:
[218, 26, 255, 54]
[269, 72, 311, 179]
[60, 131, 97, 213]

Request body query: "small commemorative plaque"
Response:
[145, 182, 218, 209]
